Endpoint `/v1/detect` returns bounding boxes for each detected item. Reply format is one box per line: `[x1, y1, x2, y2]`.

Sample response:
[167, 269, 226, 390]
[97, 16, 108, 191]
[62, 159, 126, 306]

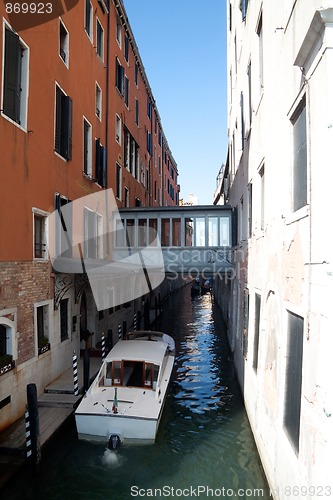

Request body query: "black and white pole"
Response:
[73, 351, 79, 396]
[26, 383, 41, 466]
[101, 333, 106, 361]
[25, 405, 32, 460]
[118, 323, 122, 340]
[133, 313, 137, 331]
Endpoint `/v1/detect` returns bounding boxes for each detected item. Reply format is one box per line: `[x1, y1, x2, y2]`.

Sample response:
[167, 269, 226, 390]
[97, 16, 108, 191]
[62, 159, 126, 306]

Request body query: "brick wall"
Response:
[0, 260, 52, 364]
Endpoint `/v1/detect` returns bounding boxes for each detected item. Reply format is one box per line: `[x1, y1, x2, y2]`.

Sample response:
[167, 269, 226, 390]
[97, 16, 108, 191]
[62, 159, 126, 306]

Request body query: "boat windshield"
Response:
[102, 360, 160, 389]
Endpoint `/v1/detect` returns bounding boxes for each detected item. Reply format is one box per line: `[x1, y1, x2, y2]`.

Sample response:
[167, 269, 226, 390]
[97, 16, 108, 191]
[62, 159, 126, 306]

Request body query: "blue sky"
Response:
[123, 0, 228, 205]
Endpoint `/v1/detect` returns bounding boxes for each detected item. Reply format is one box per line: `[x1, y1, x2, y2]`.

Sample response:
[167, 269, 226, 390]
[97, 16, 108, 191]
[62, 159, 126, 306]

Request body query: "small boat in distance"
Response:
[191, 277, 201, 297]
[75, 331, 175, 446]
[201, 277, 212, 294]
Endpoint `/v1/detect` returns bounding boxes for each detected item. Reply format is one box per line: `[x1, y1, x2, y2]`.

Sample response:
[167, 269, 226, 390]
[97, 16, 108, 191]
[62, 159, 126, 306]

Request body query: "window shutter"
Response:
[3, 29, 21, 123]
[95, 138, 101, 184]
[66, 96, 73, 160]
[95, 139, 107, 187]
[120, 66, 125, 95]
[102, 146, 107, 188]
[116, 59, 124, 95]
[55, 87, 62, 154]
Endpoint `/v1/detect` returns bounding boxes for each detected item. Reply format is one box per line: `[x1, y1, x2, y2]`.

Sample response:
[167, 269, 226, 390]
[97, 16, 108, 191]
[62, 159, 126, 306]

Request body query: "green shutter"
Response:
[3, 29, 21, 123]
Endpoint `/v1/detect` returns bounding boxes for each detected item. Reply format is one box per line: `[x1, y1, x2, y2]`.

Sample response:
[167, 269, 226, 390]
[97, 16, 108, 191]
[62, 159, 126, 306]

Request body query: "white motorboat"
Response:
[75, 331, 175, 446]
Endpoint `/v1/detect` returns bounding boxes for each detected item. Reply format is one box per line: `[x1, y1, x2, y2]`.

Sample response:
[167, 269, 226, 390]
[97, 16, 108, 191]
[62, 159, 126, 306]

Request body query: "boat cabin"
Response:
[97, 339, 169, 391]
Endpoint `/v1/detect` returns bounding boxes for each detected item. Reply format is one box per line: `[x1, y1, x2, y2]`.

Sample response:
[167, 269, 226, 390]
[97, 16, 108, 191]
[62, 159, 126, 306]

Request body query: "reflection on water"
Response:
[2, 285, 270, 500]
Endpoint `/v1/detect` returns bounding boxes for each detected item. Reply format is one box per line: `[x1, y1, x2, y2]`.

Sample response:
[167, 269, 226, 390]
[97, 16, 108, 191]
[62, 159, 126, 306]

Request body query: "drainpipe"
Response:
[105, 4, 110, 190]
[104, 3, 111, 257]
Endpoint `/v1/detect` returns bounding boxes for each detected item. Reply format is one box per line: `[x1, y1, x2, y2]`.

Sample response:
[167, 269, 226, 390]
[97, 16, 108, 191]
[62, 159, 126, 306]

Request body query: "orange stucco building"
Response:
[0, 0, 179, 429]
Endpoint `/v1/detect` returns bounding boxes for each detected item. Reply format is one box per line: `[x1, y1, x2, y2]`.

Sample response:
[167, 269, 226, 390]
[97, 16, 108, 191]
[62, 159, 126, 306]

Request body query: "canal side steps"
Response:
[37, 355, 103, 408]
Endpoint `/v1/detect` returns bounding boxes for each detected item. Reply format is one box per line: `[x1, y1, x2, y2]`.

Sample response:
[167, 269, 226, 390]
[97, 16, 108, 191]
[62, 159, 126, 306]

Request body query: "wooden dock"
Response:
[0, 356, 102, 491]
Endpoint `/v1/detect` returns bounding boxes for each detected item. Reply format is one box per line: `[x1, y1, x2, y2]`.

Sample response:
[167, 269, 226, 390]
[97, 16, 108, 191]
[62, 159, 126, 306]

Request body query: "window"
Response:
[284, 312, 304, 454]
[147, 97, 152, 120]
[135, 98, 139, 126]
[240, 92, 245, 150]
[243, 289, 249, 358]
[0, 322, 13, 372]
[35, 303, 50, 352]
[60, 298, 69, 342]
[55, 85, 72, 160]
[84, 207, 103, 259]
[220, 217, 230, 246]
[124, 77, 129, 107]
[292, 97, 307, 212]
[116, 18, 122, 47]
[194, 218, 205, 246]
[95, 83, 102, 120]
[135, 62, 139, 86]
[172, 218, 181, 246]
[83, 118, 92, 177]
[247, 61, 252, 126]
[59, 20, 69, 66]
[124, 187, 129, 207]
[115, 114, 122, 144]
[95, 138, 107, 187]
[116, 163, 121, 199]
[147, 130, 152, 155]
[116, 58, 125, 95]
[33, 211, 47, 259]
[96, 19, 104, 60]
[124, 128, 139, 177]
[55, 194, 72, 258]
[259, 164, 265, 231]
[239, 198, 244, 242]
[2, 26, 29, 128]
[253, 293, 261, 371]
[161, 219, 170, 247]
[256, 12, 263, 91]
[85, 0, 93, 39]
[241, 0, 249, 20]
[124, 35, 129, 62]
[248, 182, 253, 237]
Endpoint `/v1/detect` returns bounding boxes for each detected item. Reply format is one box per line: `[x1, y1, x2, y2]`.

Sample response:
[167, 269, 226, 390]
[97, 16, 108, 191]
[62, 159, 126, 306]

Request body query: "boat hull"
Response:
[75, 412, 160, 444]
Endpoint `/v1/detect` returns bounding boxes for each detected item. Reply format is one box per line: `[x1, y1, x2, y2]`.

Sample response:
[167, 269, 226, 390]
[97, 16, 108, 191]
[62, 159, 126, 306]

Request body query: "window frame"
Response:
[116, 163, 122, 200]
[283, 310, 304, 454]
[59, 298, 69, 342]
[96, 18, 104, 61]
[116, 58, 125, 95]
[34, 301, 51, 355]
[291, 95, 308, 213]
[84, 0, 93, 41]
[83, 117, 93, 178]
[54, 84, 73, 161]
[115, 114, 122, 144]
[1, 22, 29, 130]
[33, 208, 49, 260]
[116, 18, 122, 48]
[59, 19, 69, 67]
[95, 82, 102, 120]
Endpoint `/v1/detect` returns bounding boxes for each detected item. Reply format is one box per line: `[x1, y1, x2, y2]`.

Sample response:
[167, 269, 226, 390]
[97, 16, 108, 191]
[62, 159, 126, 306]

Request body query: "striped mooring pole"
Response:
[25, 406, 32, 459]
[73, 351, 79, 396]
[101, 333, 106, 361]
[26, 383, 41, 466]
[133, 313, 137, 331]
[118, 323, 122, 340]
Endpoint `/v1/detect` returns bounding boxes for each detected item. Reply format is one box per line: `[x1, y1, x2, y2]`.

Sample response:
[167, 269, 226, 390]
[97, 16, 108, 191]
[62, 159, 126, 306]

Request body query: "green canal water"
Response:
[3, 285, 270, 499]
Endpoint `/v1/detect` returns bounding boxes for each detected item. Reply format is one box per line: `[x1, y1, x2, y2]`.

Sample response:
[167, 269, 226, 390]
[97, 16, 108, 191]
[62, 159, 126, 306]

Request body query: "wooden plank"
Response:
[39, 407, 73, 445]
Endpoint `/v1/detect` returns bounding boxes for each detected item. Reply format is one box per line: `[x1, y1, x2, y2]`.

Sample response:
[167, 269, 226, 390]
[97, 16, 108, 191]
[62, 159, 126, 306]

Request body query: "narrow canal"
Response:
[3, 284, 270, 499]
